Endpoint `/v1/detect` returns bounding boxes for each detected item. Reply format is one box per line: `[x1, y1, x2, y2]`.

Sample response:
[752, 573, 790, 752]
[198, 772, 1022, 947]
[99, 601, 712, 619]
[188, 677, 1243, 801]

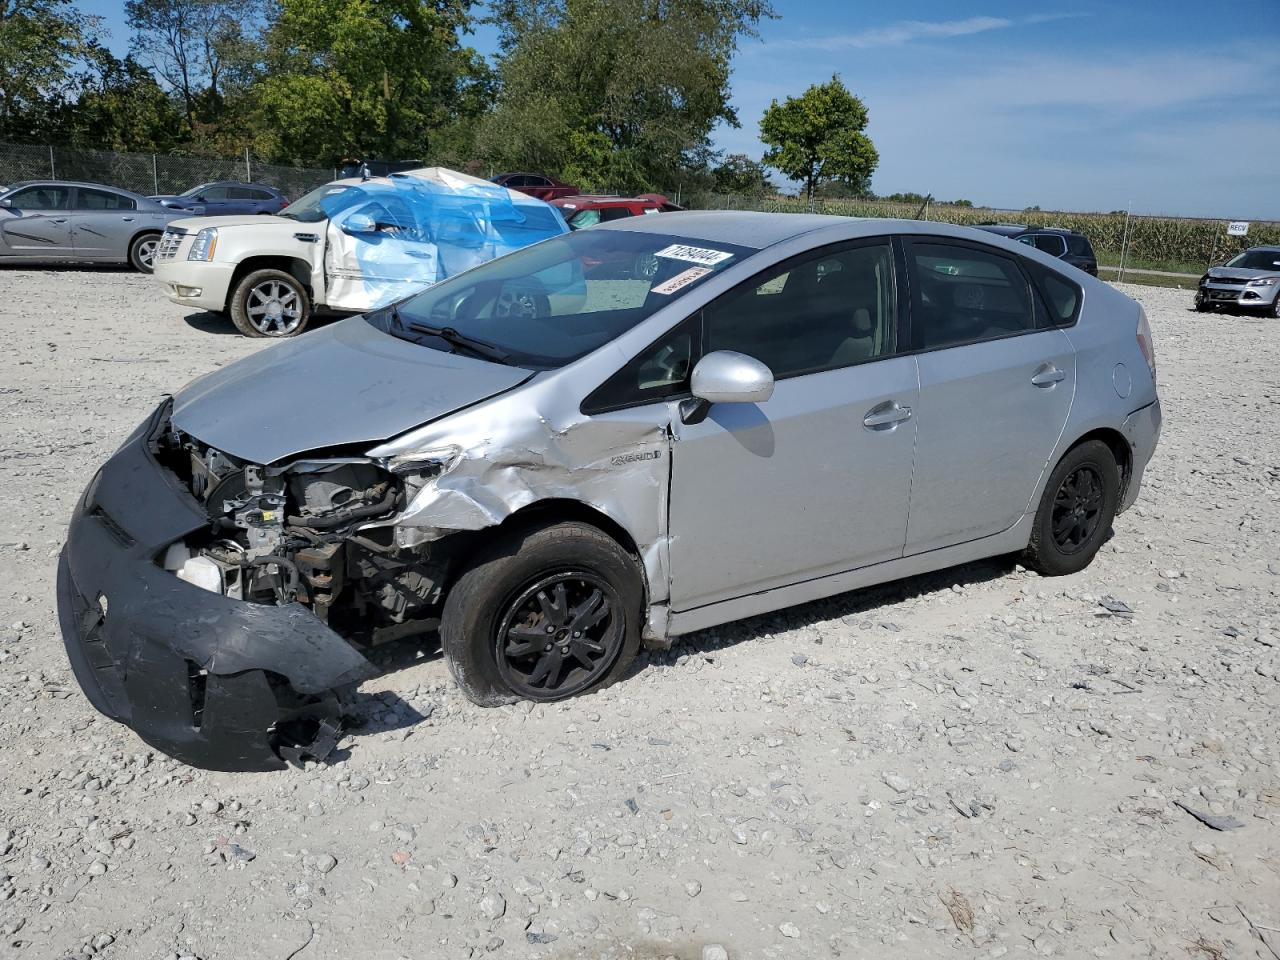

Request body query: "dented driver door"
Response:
[324, 194, 440, 312]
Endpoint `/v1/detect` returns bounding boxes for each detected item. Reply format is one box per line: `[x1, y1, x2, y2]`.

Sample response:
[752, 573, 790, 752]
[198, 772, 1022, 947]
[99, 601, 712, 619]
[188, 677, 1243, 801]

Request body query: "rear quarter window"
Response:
[1023, 260, 1083, 326]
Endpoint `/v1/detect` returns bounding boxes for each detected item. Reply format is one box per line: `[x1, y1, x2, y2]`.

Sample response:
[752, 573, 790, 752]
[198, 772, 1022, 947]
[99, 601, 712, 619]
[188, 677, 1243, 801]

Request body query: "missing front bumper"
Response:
[55, 403, 378, 772]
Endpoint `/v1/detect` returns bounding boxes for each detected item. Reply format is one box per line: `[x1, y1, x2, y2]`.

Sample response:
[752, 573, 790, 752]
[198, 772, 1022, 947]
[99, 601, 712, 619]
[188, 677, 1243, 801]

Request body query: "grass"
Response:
[1095, 252, 1206, 276]
[1102, 269, 1197, 290]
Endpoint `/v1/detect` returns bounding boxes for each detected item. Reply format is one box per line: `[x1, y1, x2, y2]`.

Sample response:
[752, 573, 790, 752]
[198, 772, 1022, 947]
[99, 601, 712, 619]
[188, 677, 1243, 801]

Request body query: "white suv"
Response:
[152, 167, 568, 337]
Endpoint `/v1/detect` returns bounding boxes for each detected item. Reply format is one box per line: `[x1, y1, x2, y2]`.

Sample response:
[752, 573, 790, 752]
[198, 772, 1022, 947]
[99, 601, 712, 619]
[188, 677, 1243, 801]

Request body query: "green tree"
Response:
[759, 75, 878, 203]
[0, 0, 97, 139]
[125, 0, 260, 126]
[479, 0, 775, 192]
[711, 153, 772, 195]
[251, 0, 490, 165]
[48, 48, 187, 150]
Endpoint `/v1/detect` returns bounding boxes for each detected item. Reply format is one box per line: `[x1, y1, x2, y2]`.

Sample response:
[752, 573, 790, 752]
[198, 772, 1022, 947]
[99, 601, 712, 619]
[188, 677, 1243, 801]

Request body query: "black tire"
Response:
[441, 521, 644, 707]
[1024, 440, 1120, 576]
[128, 232, 162, 273]
[1271, 295, 1280, 319]
[229, 268, 311, 337]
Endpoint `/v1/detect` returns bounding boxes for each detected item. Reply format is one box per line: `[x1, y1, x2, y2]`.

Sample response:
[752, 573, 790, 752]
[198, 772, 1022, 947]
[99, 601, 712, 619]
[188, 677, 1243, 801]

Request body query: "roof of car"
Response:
[1, 179, 154, 202]
[556, 195, 656, 206]
[972, 223, 1028, 236]
[602, 210, 860, 248]
[1249, 245, 1280, 252]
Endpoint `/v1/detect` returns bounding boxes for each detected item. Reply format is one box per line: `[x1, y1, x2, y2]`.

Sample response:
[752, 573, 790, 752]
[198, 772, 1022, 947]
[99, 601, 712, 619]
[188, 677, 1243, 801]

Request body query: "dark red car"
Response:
[489, 172, 579, 202]
[551, 194, 683, 230]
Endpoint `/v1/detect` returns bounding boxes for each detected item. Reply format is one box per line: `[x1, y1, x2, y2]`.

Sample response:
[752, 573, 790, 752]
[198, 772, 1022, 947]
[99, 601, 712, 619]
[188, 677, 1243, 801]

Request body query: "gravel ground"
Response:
[0, 268, 1277, 960]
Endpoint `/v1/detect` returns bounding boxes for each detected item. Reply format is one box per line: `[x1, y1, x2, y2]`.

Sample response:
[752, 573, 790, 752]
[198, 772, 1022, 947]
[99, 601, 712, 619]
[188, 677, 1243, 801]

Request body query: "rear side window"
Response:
[907, 241, 1036, 350]
[76, 188, 135, 210]
[598, 207, 634, 222]
[1066, 234, 1094, 258]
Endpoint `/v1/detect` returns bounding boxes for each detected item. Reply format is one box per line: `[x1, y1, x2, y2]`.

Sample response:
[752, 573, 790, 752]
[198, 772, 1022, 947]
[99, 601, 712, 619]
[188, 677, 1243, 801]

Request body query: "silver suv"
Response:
[57, 212, 1162, 770]
[1196, 246, 1280, 316]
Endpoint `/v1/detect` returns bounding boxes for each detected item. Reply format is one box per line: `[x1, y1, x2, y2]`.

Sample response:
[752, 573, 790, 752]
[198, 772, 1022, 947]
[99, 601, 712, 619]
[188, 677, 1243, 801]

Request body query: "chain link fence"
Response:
[4, 142, 1276, 279]
[0, 142, 334, 200]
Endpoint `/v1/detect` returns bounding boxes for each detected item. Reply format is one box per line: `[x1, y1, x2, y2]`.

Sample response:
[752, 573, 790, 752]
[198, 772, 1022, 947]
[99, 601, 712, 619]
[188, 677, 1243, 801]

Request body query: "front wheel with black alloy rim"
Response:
[1024, 439, 1120, 576]
[1271, 293, 1280, 319]
[441, 521, 644, 707]
[229, 268, 311, 337]
[128, 232, 161, 273]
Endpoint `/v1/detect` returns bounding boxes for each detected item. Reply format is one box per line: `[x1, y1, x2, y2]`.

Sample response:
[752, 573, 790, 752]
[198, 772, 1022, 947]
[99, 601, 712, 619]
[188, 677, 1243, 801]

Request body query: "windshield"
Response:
[367, 229, 755, 370]
[279, 184, 362, 222]
[1225, 249, 1280, 272]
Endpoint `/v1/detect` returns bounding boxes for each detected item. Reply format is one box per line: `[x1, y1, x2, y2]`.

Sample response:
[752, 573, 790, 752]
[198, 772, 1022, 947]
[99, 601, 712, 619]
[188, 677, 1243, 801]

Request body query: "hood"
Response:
[1207, 265, 1280, 281]
[170, 213, 301, 233]
[170, 316, 533, 464]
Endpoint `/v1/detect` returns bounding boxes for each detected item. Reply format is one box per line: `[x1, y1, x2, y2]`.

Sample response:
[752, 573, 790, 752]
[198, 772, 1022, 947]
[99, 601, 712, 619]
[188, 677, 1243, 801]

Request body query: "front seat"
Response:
[822, 267, 880, 366]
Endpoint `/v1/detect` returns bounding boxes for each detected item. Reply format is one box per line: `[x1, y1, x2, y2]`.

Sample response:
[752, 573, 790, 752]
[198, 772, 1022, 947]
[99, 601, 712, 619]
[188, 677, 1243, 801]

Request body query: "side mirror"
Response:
[681, 350, 774, 425]
[192, 195, 206, 203]
[0, 198, 11, 208]
[343, 212, 377, 234]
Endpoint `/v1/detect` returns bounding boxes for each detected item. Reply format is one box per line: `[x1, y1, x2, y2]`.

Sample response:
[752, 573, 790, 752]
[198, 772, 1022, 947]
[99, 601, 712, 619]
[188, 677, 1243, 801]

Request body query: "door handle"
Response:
[863, 401, 912, 430]
[50, 217, 68, 224]
[1031, 363, 1066, 387]
[121, 216, 135, 222]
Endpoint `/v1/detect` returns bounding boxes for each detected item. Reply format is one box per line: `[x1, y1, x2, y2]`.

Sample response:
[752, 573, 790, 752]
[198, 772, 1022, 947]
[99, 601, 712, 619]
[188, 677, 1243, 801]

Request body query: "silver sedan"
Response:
[0, 180, 181, 272]
[58, 212, 1161, 769]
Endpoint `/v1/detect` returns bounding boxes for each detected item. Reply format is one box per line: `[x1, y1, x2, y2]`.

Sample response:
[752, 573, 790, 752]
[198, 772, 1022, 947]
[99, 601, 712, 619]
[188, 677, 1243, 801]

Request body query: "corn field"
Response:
[684, 191, 1280, 272]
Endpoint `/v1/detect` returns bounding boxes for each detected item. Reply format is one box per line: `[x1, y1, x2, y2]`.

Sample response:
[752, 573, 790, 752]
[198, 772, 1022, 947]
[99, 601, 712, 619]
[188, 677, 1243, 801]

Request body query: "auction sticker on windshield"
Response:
[652, 267, 711, 295]
[655, 244, 735, 267]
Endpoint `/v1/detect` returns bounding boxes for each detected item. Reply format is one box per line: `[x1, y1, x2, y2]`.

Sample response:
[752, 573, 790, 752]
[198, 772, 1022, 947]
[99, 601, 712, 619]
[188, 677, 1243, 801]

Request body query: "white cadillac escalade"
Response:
[153, 167, 567, 337]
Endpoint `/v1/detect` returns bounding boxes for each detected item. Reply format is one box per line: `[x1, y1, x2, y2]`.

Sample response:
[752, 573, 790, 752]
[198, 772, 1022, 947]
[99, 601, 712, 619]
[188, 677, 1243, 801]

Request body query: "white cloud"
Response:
[774, 15, 1012, 51]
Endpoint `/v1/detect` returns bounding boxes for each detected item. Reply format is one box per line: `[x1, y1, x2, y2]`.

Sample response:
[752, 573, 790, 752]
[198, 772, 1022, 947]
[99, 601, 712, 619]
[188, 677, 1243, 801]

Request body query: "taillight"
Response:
[1136, 306, 1156, 380]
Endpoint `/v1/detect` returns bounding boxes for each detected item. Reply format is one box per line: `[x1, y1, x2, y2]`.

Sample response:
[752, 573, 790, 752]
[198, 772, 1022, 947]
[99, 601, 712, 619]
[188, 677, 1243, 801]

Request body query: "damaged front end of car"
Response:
[56, 400, 462, 771]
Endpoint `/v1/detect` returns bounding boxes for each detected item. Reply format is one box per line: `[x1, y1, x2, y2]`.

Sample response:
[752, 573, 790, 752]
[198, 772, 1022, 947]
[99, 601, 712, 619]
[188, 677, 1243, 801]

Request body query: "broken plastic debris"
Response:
[1173, 800, 1244, 831]
[1097, 596, 1134, 617]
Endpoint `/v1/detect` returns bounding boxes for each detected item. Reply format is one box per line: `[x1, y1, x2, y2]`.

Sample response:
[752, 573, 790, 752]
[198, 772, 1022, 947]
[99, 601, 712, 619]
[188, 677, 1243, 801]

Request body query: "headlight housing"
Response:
[188, 227, 218, 262]
[1248, 277, 1277, 286]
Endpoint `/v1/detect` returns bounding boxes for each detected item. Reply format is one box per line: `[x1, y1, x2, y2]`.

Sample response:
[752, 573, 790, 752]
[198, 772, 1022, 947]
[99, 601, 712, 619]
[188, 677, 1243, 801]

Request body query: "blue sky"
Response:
[79, 0, 1280, 218]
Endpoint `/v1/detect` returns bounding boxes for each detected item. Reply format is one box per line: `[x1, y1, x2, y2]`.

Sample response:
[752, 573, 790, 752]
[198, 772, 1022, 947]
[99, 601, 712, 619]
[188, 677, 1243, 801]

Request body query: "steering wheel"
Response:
[493, 287, 549, 321]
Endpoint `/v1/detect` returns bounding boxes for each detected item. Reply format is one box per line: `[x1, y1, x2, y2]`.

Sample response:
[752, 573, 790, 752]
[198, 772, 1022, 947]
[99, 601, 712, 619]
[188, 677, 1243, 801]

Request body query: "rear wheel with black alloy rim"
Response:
[441, 521, 643, 706]
[229, 268, 311, 337]
[1024, 439, 1120, 576]
[128, 232, 161, 273]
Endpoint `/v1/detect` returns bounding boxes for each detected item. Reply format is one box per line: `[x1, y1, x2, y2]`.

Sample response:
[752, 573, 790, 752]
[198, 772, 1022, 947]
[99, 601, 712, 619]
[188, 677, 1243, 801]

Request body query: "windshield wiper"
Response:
[405, 318, 510, 364]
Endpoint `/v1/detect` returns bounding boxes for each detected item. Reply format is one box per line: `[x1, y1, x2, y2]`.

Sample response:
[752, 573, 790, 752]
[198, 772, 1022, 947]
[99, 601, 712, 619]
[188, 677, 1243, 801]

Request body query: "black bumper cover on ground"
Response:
[56, 403, 377, 771]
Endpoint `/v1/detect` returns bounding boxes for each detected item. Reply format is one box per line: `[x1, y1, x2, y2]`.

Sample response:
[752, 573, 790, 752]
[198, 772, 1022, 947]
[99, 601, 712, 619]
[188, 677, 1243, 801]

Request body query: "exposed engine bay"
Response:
[154, 424, 452, 644]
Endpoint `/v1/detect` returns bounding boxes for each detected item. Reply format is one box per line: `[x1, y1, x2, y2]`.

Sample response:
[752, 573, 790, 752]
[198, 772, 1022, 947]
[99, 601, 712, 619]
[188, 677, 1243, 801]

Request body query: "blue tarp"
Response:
[320, 169, 568, 311]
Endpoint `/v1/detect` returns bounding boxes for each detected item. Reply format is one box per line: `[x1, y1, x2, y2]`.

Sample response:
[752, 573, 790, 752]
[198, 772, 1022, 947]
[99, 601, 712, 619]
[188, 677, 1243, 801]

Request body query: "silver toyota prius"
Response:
[57, 212, 1162, 769]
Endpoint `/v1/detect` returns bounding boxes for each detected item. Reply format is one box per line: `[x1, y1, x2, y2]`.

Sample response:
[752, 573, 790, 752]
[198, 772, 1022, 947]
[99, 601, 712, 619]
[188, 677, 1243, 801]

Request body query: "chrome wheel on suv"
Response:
[229, 268, 312, 338]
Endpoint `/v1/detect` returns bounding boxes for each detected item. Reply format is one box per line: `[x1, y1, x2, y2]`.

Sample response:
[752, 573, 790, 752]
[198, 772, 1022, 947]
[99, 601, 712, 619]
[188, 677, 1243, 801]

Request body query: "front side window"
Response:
[702, 240, 897, 378]
[200, 185, 229, 201]
[908, 241, 1036, 350]
[7, 185, 71, 210]
[372, 230, 755, 369]
[75, 188, 135, 210]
